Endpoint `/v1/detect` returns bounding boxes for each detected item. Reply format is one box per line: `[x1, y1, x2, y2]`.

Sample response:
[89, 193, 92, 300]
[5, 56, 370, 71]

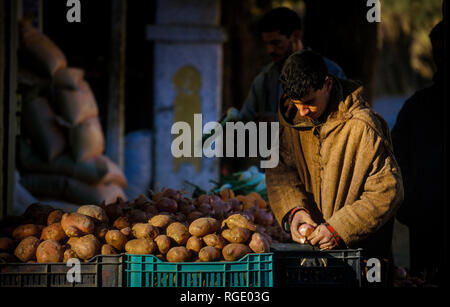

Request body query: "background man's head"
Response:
[281, 50, 333, 120]
[258, 7, 303, 64]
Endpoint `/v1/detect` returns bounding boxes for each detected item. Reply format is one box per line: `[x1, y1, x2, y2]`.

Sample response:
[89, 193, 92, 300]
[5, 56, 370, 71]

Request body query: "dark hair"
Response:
[280, 50, 328, 100]
[258, 7, 302, 37]
[429, 20, 443, 44]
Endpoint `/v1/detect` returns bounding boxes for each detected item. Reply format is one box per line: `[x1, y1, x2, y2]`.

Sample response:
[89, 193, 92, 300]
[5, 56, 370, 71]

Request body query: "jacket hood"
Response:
[278, 77, 367, 130]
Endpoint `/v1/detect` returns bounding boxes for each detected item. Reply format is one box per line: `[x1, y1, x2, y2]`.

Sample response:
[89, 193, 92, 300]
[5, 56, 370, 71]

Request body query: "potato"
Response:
[70, 234, 100, 260]
[63, 249, 79, 262]
[188, 217, 220, 237]
[36, 240, 64, 263]
[14, 236, 40, 262]
[47, 210, 63, 225]
[23, 203, 54, 225]
[120, 227, 132, 238]
[249, 233, 271, 253]
[220, 189, 235, 201]
[0, 252, 18, 263]
[148, 214, 173, 229]
[156, 197, 178, 213]
[166, 222, 190, 245]
[127, 209, 148, 224]
[222, 243, 252, 261]
[77, 205, 109, 224]
[0, 237, 15, 252]
[154, 235, 171, 254]
[187, 211, 204, 224]
[125, 239, 156, 255]
[40, 223, 67, 242]
[12, 224, 42, 240]
[155, 254, 166, 262]
[61, 212, 95, 237]
[221, 227, 252, 243]
[113, 216, 130, 230]
[221, 214, 256, 231]
[105, 230, 127, 251]
[203, 233, 227, 250]
[95, 223, 110, 242]
[101, 244, 118, 255]
[198, 246, 221, 262]
[132, 223, 160, 240]
[166, 246, 191, 262]
[254, 209, 274, 226]
[186, 236, 203, 254]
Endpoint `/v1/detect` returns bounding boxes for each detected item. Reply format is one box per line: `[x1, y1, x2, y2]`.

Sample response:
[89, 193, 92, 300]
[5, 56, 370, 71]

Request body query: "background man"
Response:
[266, 50, 404, 286]
[239, 7, 346, 122]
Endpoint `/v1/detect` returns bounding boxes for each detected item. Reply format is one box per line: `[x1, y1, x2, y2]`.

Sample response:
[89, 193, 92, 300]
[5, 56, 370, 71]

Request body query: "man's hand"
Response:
[307, 224, 337, 250]
[290, 210, 317, 244]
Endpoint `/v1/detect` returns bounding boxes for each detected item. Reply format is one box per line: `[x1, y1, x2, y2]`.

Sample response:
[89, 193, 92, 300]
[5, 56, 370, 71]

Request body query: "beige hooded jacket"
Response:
[266, 77, 404, 249]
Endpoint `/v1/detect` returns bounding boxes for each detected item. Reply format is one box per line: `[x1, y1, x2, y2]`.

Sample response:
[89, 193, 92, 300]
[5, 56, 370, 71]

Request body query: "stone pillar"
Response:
[147, 0, 226, 192]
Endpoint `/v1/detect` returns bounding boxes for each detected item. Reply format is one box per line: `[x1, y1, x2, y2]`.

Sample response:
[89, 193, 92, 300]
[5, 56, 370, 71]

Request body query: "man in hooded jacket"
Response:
[266, 50, 404, 285]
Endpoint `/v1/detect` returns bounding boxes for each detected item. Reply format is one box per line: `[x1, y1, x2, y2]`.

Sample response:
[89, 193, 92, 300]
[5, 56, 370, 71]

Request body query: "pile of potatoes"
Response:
[0, 188, 290, 264]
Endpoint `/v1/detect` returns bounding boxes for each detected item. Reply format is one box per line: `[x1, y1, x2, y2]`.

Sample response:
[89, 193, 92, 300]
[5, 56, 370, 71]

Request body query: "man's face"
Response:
[290, 77, 333, 121]
[262, 30, 302, 64]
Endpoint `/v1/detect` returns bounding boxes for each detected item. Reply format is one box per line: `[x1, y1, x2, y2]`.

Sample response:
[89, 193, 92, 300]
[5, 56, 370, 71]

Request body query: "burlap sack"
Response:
[52, 67, 85, 90]
[20, 20, 67, 76]
[69, 117, 105, 162]
[54, 80, 99, 125]
[18, 139, 127, 187]
[20, 174, 127, 205]
[21, 97, 66, 162]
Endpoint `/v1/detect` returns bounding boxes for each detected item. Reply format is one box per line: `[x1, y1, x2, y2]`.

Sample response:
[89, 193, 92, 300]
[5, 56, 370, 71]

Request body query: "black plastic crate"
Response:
[272, 243, 363, 287]
[0, 254, 124, 287]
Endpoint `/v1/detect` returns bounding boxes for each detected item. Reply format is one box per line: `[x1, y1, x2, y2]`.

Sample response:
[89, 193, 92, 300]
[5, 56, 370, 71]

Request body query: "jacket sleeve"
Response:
[266, 125, 311, 230]
[327, 124, 404, 246]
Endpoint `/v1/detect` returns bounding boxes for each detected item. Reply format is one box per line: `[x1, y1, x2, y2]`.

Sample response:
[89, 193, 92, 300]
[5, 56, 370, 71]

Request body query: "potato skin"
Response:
[36, 240, 64, 263]
[70, 234, 100, 260]
[198, 246, 221, 262]
[249, 232, 270, 253]
[202, 234, 227, 250]
[63, 249, 79, 262]
[186, 236, 203, 254]
[166, 246, 191, 262]
[166, 222, 190, 245]
[47, 210, 63, 225]
[101, 244, 118, 255]
[0, 237, 15, 252]
[222, 243, 252, 261]
[125, 239, 156, 255]
[188, 218, 220, 237]
[40, 223, 67, 242]
[61, 213, 95, 237]
[14, 236, 40, 262]
[77, 205, 109, 224]
[154, 235, 171, 254]
[105, 230, 127, 251]
[113, 216, 130, 230]
[95, 223, 110, 242]
[221, 227, 252, 244]
[12, 224, 42, 241]
[132, 223, 160, 240]
[148, 214, 173, 229]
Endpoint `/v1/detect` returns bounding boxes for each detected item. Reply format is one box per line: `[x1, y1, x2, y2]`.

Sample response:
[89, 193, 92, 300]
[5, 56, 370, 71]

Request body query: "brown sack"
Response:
[20, 174, 127, 205]
[52, 67, 85, 90]
[20, 20, 67, 76]
[21, 97, 66, 162]
[66, 179, 127, 205]
[69, 117, 105, 162]
[54, 80, 99, 125]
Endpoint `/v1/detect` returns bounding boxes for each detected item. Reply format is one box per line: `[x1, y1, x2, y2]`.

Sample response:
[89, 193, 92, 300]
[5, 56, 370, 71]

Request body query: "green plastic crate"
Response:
[125, 253, 273, 287]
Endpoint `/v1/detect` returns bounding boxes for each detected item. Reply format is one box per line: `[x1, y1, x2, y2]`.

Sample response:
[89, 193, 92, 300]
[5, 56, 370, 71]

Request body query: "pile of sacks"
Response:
[16, 18, 127, 205]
